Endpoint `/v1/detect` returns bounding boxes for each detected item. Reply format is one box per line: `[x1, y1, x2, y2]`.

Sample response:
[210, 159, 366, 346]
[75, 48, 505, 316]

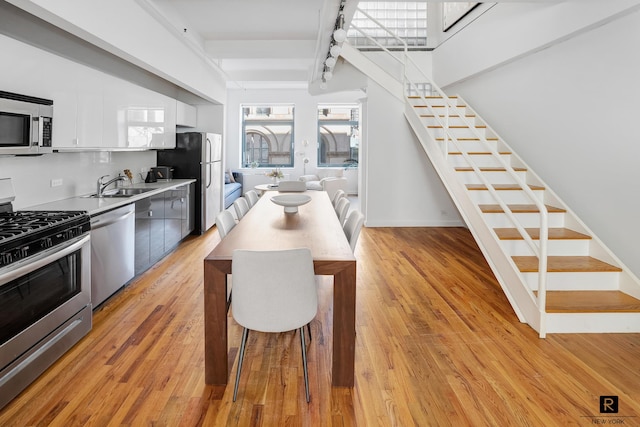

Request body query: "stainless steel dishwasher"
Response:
[90, 204, 135, 307]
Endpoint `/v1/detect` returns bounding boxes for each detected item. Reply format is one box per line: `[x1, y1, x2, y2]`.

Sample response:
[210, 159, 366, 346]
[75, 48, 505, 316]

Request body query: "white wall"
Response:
[433, 4, 640, 277]
[363, 80, 462, 227]
[0, 151, 156, 209]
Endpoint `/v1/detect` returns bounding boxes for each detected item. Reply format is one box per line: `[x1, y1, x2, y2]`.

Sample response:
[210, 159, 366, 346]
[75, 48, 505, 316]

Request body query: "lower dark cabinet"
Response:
[134, 183, 194, 275]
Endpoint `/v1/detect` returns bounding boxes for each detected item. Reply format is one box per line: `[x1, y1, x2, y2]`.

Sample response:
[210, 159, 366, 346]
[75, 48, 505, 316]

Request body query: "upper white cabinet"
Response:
[102, 78, 176, 150]
[53, 74, 177, 150]
[1, 33, 177, 151]
[176, 101, 197, 128]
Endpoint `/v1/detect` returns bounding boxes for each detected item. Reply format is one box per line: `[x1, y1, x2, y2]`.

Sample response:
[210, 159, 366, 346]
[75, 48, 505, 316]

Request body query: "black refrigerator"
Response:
[158, 132, 223, 234]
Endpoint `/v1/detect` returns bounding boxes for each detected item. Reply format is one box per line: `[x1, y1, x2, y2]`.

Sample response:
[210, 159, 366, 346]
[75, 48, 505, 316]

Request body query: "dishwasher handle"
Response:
[91, 209, 134, 231]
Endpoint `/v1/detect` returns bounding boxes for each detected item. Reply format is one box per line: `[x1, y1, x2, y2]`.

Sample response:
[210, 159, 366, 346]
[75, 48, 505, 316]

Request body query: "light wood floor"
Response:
[1, 227, 639, 426]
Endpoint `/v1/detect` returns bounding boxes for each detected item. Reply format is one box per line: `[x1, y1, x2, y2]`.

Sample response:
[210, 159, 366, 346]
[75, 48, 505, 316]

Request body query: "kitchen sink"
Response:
[85, 188, 155, 198]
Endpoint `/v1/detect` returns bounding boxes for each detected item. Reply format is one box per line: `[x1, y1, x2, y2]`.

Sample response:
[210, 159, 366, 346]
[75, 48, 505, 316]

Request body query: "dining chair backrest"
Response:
[332, 189, 346, 207]
[232, 248, 318, 332]
[278, 180, 306, 192]
[343, 210, 364, 253]
[334, 197, 350, 226]
[231, 247, 318, 402]
[233, 197, 250, 220]
[245, 190, 259, 208]
[215, 209, 236, 239]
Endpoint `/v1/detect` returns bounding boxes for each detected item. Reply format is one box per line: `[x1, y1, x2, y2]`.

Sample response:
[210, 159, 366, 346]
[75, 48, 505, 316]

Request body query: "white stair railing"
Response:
[351, 9, 550, 336]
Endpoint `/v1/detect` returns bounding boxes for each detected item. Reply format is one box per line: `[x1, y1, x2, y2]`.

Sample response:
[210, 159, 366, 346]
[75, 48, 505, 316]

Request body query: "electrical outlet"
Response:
[50, 178, 63, 187]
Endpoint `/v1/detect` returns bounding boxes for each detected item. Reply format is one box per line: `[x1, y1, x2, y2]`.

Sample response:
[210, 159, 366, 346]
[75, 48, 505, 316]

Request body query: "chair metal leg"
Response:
[306, 322, 312, 342]
[233, 328, 249, 402]
[300, 327, 310, 402]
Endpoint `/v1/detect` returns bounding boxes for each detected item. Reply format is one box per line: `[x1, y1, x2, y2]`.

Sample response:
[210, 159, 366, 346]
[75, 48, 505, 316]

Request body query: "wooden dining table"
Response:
[203, 190, 357, 387]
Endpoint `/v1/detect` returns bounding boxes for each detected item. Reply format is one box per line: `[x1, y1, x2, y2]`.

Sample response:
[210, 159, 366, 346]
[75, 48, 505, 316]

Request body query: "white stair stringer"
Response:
[340, 43, 404, 100]
[404, 98, 640, 335]
[404, 102, 542, 333]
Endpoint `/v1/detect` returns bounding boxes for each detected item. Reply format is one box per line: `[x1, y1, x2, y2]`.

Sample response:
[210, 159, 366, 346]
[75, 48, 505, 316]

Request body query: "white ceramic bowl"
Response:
[270, 194, 312, 213]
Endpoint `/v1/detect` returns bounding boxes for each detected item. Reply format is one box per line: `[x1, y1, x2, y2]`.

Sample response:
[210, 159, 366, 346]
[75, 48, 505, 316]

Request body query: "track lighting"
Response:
[333, 27, 347, 43]
[325, 56, 337, 68]
[330, 44, 342, 57]
[319, 0, 346, 89]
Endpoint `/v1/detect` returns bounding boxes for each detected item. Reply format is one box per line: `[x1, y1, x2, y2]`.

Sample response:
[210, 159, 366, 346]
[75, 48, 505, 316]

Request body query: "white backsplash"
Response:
[0, 151, 157, 210]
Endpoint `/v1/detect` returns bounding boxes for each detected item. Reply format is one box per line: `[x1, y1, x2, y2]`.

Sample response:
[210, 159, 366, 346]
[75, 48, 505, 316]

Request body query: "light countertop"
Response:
[25, 179, 196, 217]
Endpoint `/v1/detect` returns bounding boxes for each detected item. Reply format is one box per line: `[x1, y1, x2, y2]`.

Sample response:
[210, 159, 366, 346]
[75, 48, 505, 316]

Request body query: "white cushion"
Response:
[305, 181, 323, 191]
[298, 174, 320, 182]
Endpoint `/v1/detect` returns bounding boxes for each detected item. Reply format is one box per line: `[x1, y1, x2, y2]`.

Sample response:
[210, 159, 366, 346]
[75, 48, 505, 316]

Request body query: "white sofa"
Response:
[299, 175, 347, 200]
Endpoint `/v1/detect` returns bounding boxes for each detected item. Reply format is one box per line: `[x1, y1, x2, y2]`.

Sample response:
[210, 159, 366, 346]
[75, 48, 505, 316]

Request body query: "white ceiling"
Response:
[143, 0, 556, 89]
[146, 0, 334, 88]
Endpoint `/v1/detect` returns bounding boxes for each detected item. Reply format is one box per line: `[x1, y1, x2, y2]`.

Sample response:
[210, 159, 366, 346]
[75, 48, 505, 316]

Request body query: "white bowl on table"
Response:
[270, 194, 311, 213]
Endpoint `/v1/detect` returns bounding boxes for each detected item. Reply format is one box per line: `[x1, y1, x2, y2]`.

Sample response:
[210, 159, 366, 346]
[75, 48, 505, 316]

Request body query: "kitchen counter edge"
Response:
[25, 179, 197, 216]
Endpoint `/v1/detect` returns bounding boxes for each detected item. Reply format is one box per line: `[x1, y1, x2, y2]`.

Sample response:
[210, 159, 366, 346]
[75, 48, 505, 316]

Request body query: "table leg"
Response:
[332, 262, 356, 387]
[204, 261, 229, 385]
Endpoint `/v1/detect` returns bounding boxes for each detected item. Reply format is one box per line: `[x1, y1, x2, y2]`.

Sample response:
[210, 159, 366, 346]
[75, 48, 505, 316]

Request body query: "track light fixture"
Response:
[320, 0, 347, 90]
[330, 43, 342, 58]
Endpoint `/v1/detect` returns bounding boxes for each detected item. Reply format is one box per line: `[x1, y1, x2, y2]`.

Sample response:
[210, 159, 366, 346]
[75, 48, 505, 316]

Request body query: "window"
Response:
[241, 105, 294, 167]
[348, 2, 428, 50]
[317, 104, 359, 168]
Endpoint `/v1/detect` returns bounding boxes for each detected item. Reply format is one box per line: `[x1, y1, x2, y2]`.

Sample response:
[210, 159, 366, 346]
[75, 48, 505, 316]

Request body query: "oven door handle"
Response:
[0, 234, 90, 286]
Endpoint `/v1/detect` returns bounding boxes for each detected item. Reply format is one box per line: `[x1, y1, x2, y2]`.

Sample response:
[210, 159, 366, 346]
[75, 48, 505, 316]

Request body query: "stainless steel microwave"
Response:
[0, 91, 53, 156]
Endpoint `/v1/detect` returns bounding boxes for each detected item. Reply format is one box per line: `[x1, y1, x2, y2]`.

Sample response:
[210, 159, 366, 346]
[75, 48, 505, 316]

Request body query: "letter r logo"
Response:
[600, 396, 618, 413]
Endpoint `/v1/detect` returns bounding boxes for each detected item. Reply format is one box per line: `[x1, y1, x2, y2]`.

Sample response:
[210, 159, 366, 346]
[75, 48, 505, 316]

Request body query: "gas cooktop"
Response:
[0, 210, 90, 269]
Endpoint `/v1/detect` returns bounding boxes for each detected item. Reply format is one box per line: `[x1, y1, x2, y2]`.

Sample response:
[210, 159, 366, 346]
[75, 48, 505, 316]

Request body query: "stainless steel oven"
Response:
[0, 179, 91, 409]
[0, 91, 53, 156]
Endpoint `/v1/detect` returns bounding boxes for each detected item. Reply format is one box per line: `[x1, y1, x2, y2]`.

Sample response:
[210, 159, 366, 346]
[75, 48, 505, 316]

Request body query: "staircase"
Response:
[342, 10, 640, 336]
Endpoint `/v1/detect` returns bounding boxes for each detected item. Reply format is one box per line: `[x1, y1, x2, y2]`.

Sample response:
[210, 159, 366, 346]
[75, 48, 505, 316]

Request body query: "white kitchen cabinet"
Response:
[103, 78, 176, 150]
[176, 101, 197, 127]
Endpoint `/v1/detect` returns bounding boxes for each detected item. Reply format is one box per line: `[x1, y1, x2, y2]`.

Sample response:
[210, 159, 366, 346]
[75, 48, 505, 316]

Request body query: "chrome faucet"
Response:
[96, 174, 125, 197]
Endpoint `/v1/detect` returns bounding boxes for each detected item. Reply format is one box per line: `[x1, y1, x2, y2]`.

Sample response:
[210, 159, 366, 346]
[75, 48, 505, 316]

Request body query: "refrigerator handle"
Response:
[206, 136, 213, 188]
[206, 137, 212, 163]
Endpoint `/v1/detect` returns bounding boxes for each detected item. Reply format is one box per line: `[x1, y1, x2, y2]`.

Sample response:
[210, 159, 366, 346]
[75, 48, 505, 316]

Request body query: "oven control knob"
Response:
[19, 246, 29, 259]
[0, 252, 12, 265]
[41, 237, 53, 249]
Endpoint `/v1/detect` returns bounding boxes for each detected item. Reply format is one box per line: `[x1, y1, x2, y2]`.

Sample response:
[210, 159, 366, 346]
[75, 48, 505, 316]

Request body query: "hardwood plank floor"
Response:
[1, 227, 639, 426]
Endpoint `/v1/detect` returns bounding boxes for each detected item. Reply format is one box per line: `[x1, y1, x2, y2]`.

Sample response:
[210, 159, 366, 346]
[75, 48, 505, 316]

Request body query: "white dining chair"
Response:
[215, 209, 236, 239]
[233, 197, 250, 220]
[245, 190, 259, 208]
[334, 197, 350, 226]
[231, 248, 318, 402]
[343, 210, 364, 253]
[277, 180, 306, 192]
[332, 189, 346, 207]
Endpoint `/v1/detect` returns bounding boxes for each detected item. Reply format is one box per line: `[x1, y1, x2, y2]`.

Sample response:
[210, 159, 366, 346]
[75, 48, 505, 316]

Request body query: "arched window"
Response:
[317, 104, 359, 168]
[241, 105, 294, 167]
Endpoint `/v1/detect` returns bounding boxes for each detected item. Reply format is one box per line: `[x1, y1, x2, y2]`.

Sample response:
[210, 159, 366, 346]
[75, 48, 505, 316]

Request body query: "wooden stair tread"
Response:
[537, 291, 640, 313]
[408, 95, 458, 99]
[494, 227, 591, 240]
[428, 125, 487, 129]
[437, 137, 498, 141]
[449, 151, 511, 155]
[513, 256, 622, 273]
[479, 204, 566, 214]
[420, 114, 476, 118]
[466, 184, 545, 191]
[413, 104, 467, 108]
[456, 166, 526, 172]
